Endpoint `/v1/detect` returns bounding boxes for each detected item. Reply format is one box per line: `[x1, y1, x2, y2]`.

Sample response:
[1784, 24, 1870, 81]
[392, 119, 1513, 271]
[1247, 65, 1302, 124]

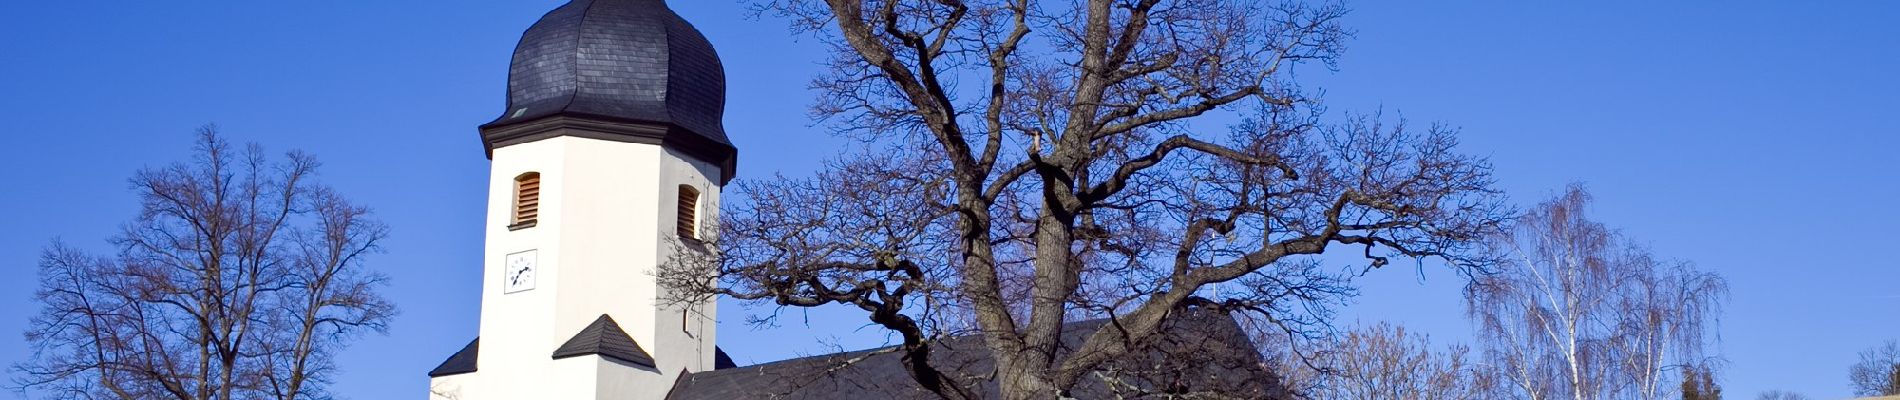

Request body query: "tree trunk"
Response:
[996, 353, 1059, 400]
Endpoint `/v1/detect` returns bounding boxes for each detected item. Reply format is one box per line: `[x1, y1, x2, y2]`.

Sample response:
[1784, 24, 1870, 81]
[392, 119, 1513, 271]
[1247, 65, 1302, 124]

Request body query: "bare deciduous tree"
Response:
[15, 128, 394, 400]
[1465, 185, 1727, 400]
[657, 1, 1509, 399]
[1752, 390, 1808, 400]
[1276, 322, 1498, 400]
[1850, 340, 1900, 397]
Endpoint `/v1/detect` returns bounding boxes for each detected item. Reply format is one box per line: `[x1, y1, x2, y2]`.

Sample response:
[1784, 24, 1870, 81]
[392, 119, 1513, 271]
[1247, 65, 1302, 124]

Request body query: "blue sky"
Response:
[1, 1, 1895, 398]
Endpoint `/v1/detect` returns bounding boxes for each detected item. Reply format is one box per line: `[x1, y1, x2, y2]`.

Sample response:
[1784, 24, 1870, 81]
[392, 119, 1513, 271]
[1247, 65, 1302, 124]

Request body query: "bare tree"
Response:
[15, 128, 395, 400]
[1275, 322, 1497, 400]
[657, 1, 1509, 399]
[1752, 390, 1808, 400]
[1465, 185, 1727, 400]
[1465, 186, 1617, 400]
[1620, 259, 1727, 400]
[1850, 340, 1900, 397]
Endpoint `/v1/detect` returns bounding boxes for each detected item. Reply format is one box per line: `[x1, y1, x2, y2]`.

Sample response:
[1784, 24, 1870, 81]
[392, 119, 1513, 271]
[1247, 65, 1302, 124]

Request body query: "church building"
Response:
[427, 1, 1284, 398]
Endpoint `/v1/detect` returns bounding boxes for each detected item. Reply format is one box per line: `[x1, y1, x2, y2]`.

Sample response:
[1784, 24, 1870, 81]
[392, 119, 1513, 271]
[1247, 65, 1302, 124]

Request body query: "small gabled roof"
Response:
[713, 347, 737, 370]
[427, 338, 480, 377]
[553, 314, 656, 368]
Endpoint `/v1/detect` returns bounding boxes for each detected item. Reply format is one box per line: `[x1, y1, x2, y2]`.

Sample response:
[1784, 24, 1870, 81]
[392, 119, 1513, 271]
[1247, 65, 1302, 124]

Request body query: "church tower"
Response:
[429, 0, 735, 398]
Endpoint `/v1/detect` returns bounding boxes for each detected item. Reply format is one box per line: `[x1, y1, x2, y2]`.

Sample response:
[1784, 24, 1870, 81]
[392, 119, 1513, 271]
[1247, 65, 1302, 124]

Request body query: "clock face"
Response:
[503, 250, 537, 294]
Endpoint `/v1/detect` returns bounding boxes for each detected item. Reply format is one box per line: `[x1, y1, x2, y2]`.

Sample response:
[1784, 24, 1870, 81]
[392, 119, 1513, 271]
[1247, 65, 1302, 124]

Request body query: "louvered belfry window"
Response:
[512, 172, 541, 228]
[677, 185, 699, 240]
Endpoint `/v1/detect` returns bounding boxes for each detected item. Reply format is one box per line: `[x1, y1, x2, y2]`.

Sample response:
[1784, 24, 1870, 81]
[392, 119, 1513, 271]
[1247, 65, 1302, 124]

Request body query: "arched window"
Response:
[677, 185, 699, 240]
[511, 172, 540, 229]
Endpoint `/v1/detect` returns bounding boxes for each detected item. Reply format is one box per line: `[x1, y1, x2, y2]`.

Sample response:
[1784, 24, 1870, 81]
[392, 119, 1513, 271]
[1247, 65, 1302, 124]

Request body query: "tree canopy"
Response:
[657, 1, 1508, 398]
[17, 129, 394, 400]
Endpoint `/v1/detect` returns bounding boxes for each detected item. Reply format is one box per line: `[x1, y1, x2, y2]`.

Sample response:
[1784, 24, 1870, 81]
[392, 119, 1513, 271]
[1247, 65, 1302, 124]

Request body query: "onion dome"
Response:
[480, 0, 736, 182]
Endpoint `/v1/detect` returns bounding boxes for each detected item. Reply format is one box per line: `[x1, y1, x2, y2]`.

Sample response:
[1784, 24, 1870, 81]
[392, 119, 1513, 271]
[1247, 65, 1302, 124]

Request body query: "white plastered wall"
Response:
[648, 147, 722, 374]
[439, 134, 722, 400]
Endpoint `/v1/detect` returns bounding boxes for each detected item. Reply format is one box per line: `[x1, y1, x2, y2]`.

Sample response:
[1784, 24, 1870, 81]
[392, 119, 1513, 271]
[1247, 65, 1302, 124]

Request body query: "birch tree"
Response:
[1466, 185, 1726, 400]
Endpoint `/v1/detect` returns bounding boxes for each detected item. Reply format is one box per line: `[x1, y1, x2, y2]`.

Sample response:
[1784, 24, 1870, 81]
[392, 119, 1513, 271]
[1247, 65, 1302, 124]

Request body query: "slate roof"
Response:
[665, 308, 1290, 399]
[426, 310, 1284, 398]
[481, 0, 729, 144]
[426, 339, 479, 377]
[713, 347, 737, 370]
[427, 337, 735, 378]
[553, 314, 657, 368]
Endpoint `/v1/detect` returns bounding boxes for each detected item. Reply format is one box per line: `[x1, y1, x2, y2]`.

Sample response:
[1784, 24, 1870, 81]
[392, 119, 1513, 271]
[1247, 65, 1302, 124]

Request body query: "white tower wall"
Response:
[429, 133, 721, 400]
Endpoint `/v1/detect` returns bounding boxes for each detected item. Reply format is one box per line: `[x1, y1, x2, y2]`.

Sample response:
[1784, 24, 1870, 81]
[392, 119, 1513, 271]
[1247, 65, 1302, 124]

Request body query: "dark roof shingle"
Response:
[427, 338, 480, 377]
[553, 314, 657, 368]
[666, 308, 1289, 399]
[482, 0, 729, 146]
